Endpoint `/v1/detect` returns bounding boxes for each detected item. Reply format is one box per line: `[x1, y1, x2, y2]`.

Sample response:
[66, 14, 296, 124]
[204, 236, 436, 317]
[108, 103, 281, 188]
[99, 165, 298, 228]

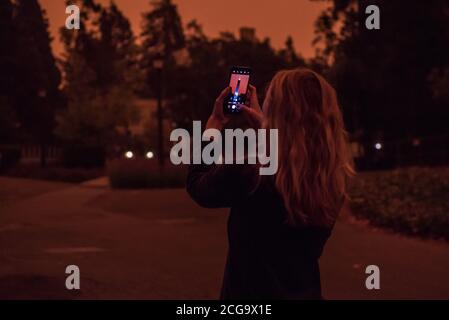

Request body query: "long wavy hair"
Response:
[263, 68, 354, 228]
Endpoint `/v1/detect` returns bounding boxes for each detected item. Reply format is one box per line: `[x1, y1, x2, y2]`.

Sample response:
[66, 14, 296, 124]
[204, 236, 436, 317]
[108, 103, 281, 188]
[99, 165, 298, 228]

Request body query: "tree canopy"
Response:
[0, 0, 61, 146]
[56, 0, 139, 147]
[314, 0, 449, 141]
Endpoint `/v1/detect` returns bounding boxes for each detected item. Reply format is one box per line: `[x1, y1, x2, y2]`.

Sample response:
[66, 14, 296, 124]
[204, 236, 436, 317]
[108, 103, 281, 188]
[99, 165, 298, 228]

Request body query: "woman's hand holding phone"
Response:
[206, 86, 232, 130]
[206, 84, 264, 130]
[241, 85, 264, 129]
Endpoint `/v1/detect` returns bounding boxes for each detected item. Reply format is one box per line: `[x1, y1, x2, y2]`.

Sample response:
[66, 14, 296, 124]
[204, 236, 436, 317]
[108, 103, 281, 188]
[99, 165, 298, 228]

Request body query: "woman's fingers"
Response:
[213, 86, 232, 118]
[242, 85, 264, 128]
[248, 85, 262, 112]
[215, 86, 231, 105]
[211, 85, 262, 128]
[241, 105, 263, 128]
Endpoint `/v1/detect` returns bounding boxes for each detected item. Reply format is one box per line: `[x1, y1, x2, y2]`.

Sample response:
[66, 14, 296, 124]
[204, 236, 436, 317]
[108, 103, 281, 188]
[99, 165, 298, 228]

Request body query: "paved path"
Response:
[0, 177, 448, 299]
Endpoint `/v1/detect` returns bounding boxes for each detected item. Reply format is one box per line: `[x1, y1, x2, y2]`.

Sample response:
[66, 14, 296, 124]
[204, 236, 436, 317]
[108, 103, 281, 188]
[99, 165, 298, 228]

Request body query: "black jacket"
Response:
[186, 163, 332, 300]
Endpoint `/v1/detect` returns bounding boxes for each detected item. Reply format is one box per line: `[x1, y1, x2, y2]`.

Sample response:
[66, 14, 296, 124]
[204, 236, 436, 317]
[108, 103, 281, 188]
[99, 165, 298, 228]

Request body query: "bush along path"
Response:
[349, 167, 449, 242]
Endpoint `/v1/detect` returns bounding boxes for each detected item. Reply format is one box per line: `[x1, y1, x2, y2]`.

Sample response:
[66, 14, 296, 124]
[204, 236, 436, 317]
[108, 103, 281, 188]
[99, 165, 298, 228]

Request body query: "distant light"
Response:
[146, 151, 154, 159]
[125, 151, 134, 159]
[153, 60, 163, 69]
[412, 138, 421, 147]
[375, 143, 382, 150]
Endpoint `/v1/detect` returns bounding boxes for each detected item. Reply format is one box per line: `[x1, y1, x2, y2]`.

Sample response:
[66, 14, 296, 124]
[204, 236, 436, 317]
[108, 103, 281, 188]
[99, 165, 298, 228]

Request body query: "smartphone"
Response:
[223, 66, 252, 114]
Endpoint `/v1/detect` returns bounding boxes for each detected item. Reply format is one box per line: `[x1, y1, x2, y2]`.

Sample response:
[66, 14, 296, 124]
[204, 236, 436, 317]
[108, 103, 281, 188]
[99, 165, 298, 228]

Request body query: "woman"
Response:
[186, 68, 354, 299]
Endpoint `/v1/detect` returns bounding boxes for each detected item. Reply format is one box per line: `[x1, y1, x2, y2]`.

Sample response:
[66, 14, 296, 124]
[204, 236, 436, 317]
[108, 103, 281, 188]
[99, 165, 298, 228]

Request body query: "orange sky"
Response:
[40, 0, 329, 58]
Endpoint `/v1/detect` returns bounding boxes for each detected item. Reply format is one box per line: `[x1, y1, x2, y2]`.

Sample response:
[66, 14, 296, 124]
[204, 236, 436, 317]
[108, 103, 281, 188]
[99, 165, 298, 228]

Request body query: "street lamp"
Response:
[125, 151, 134, 159]
[146, 151, 155, 159]
[153, 58, 165, 167]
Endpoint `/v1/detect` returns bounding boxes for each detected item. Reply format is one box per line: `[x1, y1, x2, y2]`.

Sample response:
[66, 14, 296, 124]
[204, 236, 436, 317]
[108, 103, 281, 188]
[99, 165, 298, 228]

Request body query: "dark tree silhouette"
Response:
[140, 0, 185, 99]
[279, 36, 305, 69]
[141, 0, 185, 165]
[141, 0, 185, 72]
[0, 0, 17, 97]
[0, 0, 18, 142]
[98, 2, 141, 90]
[13, 0, 62, 166]
[314, 0, 449, 141]
[57, 0, 139, 149]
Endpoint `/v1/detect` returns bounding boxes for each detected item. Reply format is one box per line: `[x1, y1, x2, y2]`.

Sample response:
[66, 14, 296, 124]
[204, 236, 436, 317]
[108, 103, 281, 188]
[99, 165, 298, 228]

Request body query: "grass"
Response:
[349, 167, 449, 241]
[107, 158, 187, 189]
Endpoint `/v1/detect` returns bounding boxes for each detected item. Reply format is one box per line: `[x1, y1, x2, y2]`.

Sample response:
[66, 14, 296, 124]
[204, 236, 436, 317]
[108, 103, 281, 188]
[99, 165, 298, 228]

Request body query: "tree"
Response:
[164, 20, 223, 127]
[140, 0, 185, 166]
[313, 0, 449, 140]
[279, 36, 305, 69]
[57, 0, 139, 150]
[0, 0, 17, 95]
[0, 97, 17, 143]
[429, 66, 449, 105]
[141, 0, 185, 77]
[13, 0, 62, 166]
[0, 0, 18, 143]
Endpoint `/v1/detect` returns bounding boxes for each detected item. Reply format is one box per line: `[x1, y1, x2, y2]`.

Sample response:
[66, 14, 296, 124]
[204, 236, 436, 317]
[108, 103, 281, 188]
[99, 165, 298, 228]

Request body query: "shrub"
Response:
[4, 164, 104, 183]
[62, 145, 106, 168]
[0, 146, 21, 172]
[107, 159, 187, 189]
[349, 167, 449, 241]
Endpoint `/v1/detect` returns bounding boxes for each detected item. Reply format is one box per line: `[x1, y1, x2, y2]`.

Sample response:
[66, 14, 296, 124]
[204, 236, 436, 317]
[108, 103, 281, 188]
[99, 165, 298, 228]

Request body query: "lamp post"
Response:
[153, 58, 165, 167]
